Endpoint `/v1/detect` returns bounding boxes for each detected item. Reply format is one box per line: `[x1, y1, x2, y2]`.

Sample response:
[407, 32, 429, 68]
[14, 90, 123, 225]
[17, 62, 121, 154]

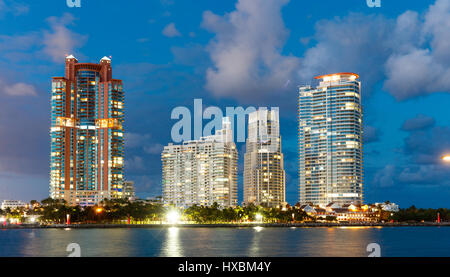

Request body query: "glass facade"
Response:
[298, 73, 363, 206]
[244, 109, 286, 208]
[50, 56, 125, 206]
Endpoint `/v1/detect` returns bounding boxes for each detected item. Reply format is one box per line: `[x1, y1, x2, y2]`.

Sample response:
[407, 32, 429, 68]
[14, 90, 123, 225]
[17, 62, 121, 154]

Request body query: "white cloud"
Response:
[200, 0, 449, 101]
[0, 13, 86, 64]
[124, 132, 152, 148]
[298, 13, 392, 95]
[300, 0, 450, 100]
[384, 49, 449, 100]
[42, 13, 87, 63]
[383, 0, 450, 100]
[423, 0, 450, 63]
[0, 0, 29, 17]
[162, 23, 181, 37]
[0, 79, 37, 96]
[202, 0, 300, 99]
[124, 133, 163, 155]
[144, 144, 164, 155]
[125, 156, 145, 171]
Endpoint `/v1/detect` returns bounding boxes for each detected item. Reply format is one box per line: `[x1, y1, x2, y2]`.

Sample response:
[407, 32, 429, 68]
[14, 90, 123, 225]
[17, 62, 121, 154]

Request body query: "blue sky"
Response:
[0, 0, 449, 208]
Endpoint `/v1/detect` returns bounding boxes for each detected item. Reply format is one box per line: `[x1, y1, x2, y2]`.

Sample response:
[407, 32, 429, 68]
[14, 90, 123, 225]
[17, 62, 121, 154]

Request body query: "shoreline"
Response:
[1, 222, 449, 229]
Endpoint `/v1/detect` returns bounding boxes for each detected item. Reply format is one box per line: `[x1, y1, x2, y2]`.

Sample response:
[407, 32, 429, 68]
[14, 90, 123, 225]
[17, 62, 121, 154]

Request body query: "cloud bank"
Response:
[202, 0, 300, 99]
[202, 0, 450, 102]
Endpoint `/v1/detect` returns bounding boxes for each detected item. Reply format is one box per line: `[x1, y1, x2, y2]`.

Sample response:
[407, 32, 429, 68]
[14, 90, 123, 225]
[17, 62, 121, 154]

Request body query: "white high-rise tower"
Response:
[162, 117, 238, 208]
[298, 73, 364, 206]
[244, 109, 286, 208]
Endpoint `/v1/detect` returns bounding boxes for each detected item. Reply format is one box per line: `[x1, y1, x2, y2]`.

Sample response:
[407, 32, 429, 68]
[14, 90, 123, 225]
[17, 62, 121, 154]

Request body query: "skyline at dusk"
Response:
[0, 0, 449, 208]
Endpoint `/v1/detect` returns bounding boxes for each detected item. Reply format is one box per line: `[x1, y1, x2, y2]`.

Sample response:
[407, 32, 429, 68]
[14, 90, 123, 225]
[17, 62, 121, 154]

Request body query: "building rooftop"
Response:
[314, 72, 359, 80]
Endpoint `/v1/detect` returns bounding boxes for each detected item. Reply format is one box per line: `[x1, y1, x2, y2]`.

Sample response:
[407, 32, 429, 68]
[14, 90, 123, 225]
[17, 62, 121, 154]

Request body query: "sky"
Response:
[0, 0, 449, 208]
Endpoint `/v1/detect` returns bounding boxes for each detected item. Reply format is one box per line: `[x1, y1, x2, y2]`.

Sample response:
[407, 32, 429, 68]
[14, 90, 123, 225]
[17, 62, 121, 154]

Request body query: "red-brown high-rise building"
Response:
[50, 55, 125, 206]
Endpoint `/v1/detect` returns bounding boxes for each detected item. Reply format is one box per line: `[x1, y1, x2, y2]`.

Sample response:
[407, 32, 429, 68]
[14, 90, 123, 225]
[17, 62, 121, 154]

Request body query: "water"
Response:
[0, 227, 449, 257]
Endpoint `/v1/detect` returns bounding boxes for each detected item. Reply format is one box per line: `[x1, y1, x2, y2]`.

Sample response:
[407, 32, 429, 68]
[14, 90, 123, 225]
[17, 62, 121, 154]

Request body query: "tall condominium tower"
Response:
[162, 117, 238, 208]
[298, 73, 363, 206]
[50, 55, 125, 206]
[244, 109, 285, 208]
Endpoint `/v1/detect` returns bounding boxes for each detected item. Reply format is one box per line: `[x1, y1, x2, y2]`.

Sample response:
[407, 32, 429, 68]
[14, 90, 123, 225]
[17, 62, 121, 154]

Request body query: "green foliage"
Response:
[184, 202, 310, 223]
[36, 198, 166, 224]
[392, 206, 449, 222]
[10, 198, 420, 225]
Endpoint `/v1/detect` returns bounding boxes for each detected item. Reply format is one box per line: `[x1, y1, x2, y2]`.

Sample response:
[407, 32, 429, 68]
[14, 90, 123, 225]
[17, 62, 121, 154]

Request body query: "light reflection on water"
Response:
[1, 227, 450, 257]
[161, 227, 183, 257]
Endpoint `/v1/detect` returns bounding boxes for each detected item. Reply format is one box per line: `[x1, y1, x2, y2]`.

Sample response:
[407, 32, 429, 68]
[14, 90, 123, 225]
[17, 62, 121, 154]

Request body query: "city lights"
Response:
[255, 213, 263, 223]
[166, 210, 181, 224]
[254, 226, 264, 232]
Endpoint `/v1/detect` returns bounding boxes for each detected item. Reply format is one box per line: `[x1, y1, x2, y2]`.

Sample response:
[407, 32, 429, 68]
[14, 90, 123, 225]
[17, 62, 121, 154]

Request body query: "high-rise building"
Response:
[298, 73, 363, 206]
[244, 109, 285, 208]
[50, 55, 125, 206]
[162, 117, 238, 208]
[122, 181, 136, 201]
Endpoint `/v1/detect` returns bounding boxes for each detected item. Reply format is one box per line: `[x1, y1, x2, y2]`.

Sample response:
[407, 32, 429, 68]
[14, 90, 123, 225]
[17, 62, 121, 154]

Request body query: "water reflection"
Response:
[248, 227, 264, 256]
[1, 227, 449, 257]
[161, 227, 183, 257]
[253, 226, 263, 232]
[21, 228, 137, 257]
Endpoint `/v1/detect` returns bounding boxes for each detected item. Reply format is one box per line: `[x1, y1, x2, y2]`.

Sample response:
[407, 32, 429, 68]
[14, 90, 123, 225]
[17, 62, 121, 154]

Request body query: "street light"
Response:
[442, 155, 450, 162]
[255, 213, 263, 223]
[166, 210, 180, 224]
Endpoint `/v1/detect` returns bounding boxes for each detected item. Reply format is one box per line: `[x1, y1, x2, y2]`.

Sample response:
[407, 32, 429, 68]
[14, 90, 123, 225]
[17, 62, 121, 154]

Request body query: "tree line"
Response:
[392, 206, 450, 222]
[2, 199, 447, 224]
[0, 198, 311, 224]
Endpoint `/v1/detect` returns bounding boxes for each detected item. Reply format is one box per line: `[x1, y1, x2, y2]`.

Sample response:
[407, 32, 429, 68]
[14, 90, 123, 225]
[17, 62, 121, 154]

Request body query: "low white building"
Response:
[1, 200, 27, 210]
[376, 202, 399, 212]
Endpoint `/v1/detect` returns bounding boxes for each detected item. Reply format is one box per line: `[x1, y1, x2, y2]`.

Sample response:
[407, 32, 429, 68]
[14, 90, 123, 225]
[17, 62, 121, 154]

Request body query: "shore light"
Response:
[255, 213, 263, 222]
[442, 155, 450, 162]
[166, 210, 181, 224]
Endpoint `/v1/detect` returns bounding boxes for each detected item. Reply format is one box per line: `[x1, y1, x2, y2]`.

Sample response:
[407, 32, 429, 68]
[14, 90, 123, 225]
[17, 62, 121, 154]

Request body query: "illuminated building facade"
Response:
[298, 73, 363, 206]
[50, 55, 125, 206]
[244, 109, 286, 208]
[162, 117, 238, 208]
[122, 181, 136, 201]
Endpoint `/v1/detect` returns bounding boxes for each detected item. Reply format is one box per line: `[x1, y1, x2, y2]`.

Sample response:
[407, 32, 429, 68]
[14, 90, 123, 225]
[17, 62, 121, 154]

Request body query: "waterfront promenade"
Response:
[1, 222, 448, 229]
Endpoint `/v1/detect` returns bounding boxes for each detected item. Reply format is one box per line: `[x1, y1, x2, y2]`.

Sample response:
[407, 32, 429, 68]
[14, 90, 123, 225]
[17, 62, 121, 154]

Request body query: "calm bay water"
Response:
[0, 227, 449, 257]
